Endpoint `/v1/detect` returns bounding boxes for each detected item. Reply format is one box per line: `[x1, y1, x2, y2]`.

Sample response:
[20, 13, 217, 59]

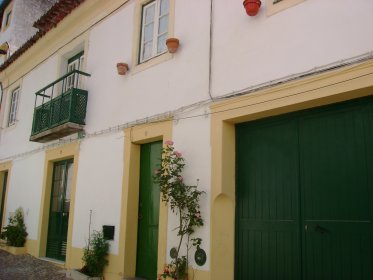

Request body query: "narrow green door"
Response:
[46, 159, 73, 261]
[0, 171, 8, 230]
[300, 103, 373, 280]
[136, 141, 162, 280]
[236, 117, 301, 280]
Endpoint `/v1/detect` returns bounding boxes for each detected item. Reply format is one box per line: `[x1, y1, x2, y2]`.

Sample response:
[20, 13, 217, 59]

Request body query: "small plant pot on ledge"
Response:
[166, 38, 180, 53]
[116, 62, 129, 75]
[243, 0, 261, 16]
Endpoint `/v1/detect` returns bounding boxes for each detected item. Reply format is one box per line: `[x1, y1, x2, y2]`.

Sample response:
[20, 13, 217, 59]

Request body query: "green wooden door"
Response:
[46, 159, 73, 261]
[236, 117, 301, 280]
[299, 103, 373, 280]
[136, 141, 162, 280]
[236, 97, 373, 280]
[0, 171, 8, 230]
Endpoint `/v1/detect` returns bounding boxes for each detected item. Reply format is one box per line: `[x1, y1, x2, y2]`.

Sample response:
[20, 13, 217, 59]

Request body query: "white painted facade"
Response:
[0, 0, 372, 279]
[212, 0, 373, 97]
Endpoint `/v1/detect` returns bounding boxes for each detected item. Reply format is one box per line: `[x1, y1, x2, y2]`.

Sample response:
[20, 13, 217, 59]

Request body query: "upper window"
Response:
[1, 3, 12, 32]
[4, 10, 11, 26]
[139, 0, 169, 63]
[267, 0, 305, 16]
[8, 87, 19, 126]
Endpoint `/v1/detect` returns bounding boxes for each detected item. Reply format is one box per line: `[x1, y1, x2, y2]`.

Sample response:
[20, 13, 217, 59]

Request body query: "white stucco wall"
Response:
[0, 55, 59, 159]
[4, 152, 44, 240]
[212, 0, 373, 97]
[85, 0, 211, 133]
[168, 106, 211, 270]
[72, 132, 124, 254]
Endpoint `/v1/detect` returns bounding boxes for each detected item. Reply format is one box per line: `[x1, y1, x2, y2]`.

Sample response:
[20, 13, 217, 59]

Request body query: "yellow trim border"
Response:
[0, 161, 12, 231]
[36, 142, 80, 268]
[118, 120, 172, 278]
[210, 59, 373, 279]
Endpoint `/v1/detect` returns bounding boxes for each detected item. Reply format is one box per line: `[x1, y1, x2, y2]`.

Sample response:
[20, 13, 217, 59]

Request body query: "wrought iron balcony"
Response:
[30, 70, 91, 142]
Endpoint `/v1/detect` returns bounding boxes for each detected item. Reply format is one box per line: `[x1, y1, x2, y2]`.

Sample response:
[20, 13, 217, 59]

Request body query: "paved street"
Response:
[0, 249, 69, 280]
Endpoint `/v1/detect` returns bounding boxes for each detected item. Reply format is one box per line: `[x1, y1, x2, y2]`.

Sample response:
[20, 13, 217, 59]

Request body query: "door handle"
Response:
[315, 224, 328, 234]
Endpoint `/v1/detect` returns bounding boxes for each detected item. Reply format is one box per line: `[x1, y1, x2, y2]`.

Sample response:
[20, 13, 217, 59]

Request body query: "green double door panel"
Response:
[136, 141, 162, 280]
[46, 159, 73, 261]
[236, 97, 373, 280]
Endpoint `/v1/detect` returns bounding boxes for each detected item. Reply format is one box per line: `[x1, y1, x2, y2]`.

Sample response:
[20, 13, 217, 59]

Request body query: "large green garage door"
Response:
[236, 97, 373, 280]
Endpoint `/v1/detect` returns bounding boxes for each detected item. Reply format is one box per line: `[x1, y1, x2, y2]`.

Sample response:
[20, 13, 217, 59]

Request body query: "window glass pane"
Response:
[142, 41, 153, 60]
[160, 0, 169, 16]
[8, 88, 19, 126]
[5, 10, 11, 26]
[144, 3, 155, 24]
[144, 23, 154, 42]
[157, 33, 167, 53]
[158, 15, 168, 35]
[64, 163, 73, 213]
[140, 0, 170, 62]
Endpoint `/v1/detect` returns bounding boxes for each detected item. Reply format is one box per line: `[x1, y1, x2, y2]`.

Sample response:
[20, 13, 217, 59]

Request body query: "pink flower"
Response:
[154, 169, 160, 174]
[164, 140, 174, 146]
[178, 176, 183, 182]
[174, 151, 182, 157]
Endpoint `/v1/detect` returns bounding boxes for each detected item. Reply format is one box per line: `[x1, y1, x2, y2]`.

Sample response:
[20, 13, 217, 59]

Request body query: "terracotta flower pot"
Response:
[116, 62, 129, 75]
[243, 0, 261, 16]
[166, 38, 180, 53]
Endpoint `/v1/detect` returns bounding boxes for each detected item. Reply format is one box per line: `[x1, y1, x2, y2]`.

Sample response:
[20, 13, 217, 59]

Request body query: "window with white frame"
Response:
[8, 87, 19, 126]
[139, 0, 169, 63]
[1, 2, 13, 32]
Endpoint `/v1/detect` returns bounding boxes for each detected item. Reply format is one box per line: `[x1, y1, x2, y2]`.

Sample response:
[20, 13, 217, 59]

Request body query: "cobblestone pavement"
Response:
[0, 249, 70, 280]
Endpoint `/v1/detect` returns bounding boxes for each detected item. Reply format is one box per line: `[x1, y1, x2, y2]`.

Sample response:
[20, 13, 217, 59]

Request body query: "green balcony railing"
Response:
[30, 70, 91, 142]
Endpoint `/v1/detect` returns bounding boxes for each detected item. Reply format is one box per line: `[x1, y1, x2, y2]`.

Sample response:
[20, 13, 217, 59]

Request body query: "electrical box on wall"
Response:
[102, 225, 115, 240]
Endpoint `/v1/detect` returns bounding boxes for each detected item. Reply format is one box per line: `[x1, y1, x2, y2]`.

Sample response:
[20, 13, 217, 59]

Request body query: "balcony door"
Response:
[64, 51, 84, 92]
[46, 159, 73, 261]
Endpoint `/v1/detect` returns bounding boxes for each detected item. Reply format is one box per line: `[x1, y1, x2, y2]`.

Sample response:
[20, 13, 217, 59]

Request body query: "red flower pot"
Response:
[116, 62, 129, 75]
[166, 38, 180, 53]
[243, 0, 261, 16]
